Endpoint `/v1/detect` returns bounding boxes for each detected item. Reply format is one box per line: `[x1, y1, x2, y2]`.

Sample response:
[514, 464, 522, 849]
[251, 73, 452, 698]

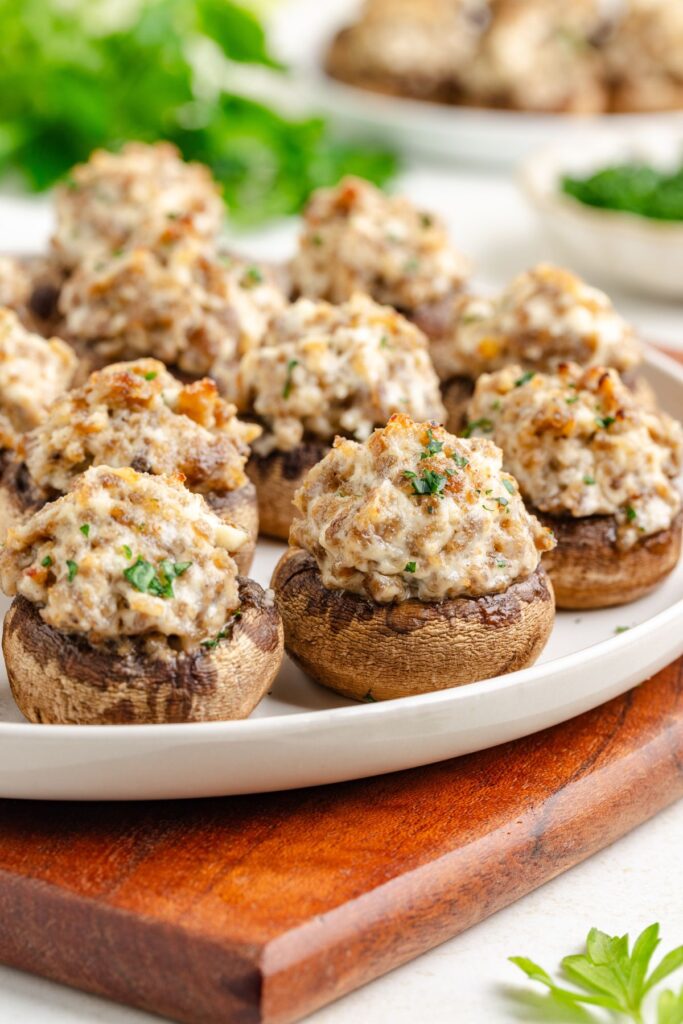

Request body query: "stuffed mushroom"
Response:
[465, 363, 683, 608]
[272, 414, 555, 701]
[290, 176, 469, 321]
[59, 239, 286, 397]
[51, 141, 225, 271]
[429, 264, 649, 432]
[0, 358, 261, 571]
[238, 294, 447, 539]
[0, 465, 283, 724]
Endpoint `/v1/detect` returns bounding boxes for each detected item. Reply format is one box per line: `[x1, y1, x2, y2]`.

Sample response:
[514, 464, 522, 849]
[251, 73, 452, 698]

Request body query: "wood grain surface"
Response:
[0, 658, 681, 1024]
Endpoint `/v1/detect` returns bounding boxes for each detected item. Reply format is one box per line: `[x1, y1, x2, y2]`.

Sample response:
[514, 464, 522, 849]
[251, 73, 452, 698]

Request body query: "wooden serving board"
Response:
[0, 658, 680, 1024]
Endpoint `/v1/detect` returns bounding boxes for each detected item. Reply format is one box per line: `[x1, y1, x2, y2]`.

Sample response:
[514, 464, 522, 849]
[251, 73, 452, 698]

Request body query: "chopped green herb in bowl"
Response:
[562, 163, 683, 222]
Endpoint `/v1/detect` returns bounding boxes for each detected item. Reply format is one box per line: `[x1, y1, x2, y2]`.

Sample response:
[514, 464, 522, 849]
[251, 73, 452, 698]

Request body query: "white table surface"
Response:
[0, 164, 681, 1023]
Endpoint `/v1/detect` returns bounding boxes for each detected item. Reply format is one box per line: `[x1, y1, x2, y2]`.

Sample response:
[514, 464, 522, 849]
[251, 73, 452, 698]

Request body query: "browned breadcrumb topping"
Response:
[23, 358, 260, 495]
[291, 413, 553, 603]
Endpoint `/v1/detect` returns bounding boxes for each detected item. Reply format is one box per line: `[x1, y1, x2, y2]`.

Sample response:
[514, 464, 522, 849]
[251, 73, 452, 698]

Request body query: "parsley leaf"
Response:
[79, 523, 90, 537]
[420, 428, 444, 459]
[404, 561, 416, 573]
[596, 415, 616, 429]
[510, 923, 683, 1023]
[404, 469, 447, 497]
[41, 555, 53, 568]
[242, 265, 263, 287]
[583, 475, 596, 485]
[282, 359, 299, 399]
[66, 560, 78, 582]
[201, 609, 242, 649]
[144, 371, 157, 381]
[123, 557, 192, 599]
[515, 370, 536, 387]
[462, 417, 494, 438]
[452, 452, 469, 468]
[625, 505, 638, 522]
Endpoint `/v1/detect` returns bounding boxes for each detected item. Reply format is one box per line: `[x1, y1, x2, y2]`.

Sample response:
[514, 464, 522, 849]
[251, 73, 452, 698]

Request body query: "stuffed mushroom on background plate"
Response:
[266, 0, 683, 166]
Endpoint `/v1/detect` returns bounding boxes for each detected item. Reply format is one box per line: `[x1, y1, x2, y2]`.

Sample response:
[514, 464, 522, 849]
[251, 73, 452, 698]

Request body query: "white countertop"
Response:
[0, 164, 681, 1023]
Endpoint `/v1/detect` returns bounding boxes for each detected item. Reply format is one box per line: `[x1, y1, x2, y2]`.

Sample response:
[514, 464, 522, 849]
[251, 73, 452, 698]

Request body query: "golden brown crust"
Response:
[3, 579, 283, 724]
[271, 547, 555, 701]
[536, 508, 683, 609]
[246, 441, 330, 541]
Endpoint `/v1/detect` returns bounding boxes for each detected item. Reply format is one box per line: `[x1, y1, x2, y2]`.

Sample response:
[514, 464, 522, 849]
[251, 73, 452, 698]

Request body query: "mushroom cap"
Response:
[3, 578, 283, 724]
[272, 547, 555, 702]
[246, 440, 330, 541]
[536, 508, 683, 609]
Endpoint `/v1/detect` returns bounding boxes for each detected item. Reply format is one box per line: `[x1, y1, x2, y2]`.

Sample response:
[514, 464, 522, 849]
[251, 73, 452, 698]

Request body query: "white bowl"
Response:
[521, 127, 683, 299]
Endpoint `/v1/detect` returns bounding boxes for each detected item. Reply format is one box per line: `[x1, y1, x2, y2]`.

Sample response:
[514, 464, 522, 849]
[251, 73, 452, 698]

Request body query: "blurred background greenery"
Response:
[0, 0, 397, 224]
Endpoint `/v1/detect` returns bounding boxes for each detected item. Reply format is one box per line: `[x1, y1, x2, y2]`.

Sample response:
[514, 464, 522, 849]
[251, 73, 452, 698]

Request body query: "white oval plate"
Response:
[0, 348, 681, 801]
[267, 0, 683, 166]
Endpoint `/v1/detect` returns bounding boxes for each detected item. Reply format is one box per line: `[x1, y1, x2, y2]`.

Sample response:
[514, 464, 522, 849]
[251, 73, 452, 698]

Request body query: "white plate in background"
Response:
[267, 0, 683, 166]
[0, 348, 681, 801]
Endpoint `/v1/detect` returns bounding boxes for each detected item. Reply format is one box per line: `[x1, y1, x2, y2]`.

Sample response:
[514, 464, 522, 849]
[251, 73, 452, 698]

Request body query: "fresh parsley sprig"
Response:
[0, 0, 397, 224]
[510, 923, 683, 1023]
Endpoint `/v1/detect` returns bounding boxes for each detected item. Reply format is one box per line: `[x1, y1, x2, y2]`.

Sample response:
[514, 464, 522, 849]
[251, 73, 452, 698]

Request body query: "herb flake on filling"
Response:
[123, 557, 192, 599]
[403, 468, 447, 497]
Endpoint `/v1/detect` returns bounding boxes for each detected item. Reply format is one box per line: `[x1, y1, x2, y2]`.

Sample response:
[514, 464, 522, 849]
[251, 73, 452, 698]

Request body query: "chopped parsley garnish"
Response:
[565, 395, 579, 405]
[595, 415, 616, 429]
[625, 504, 637, 522]
[66, 560, 78, 582]
[502, 478, 515, 495]
[282, 358, 299, 399]
[121, 544, 133, 560]
[420, 428, 444, 459]
[123, 557, 192, 599]
[419, 212, 433, 228]
[79, 523, 90, 537]
[496, 559, 507, 568]
[514, 370, 536, 387]
[491, 399, 501, 411]
[312, 233, 323, 247]
[451, 451, 469, 468]
[363, 690, 377, 702]
[41, 555, 52, 568]
[243, 265, 263, 287]
[144, 371, 157, 381]
[615, 625, 630, 634]
[404, 468, 447, 497]
[583, 475, 596, 485]
[201, 609, 242, 649]
[379, 335, 390, 348]
[462, 417, 493, 438]
[405, 561, 416, 573]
